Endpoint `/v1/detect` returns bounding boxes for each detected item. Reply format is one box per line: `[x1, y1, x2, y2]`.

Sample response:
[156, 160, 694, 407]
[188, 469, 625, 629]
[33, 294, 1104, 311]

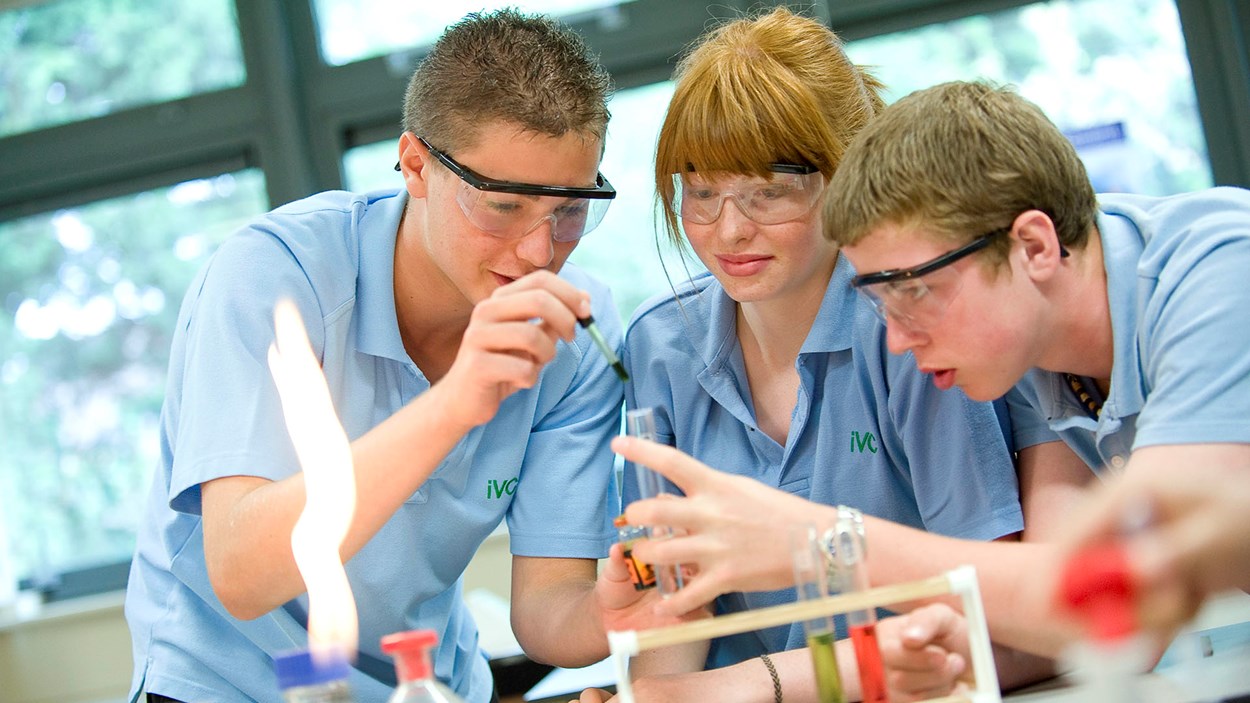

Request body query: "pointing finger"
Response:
[611, 436, 720, 495]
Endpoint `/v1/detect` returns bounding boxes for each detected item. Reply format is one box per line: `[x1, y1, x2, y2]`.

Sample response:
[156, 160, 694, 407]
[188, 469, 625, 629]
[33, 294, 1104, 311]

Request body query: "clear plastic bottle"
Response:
[381, 629, 465, 703]
[274, 648, 355, 702]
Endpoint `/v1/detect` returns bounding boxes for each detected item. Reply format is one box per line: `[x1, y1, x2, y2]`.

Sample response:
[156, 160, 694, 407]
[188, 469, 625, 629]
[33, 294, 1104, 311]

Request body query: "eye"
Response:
[480, 196, 524, 215]
[554, 201, 589, 218]
[756, 185, 796, 200]
[885, 279, 928, 302]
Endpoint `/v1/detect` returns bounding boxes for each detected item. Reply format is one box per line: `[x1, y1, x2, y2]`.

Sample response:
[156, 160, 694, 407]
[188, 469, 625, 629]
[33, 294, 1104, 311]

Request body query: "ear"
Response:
[397, 131, 433, 199]
[1012, 209, 1065, 282]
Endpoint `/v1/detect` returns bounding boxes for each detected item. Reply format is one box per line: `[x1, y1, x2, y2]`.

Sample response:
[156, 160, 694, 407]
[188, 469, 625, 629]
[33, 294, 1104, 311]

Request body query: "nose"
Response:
[884, 316, 927, 355]
[715, 195, 756, 239]
[516, 215, 557, 268]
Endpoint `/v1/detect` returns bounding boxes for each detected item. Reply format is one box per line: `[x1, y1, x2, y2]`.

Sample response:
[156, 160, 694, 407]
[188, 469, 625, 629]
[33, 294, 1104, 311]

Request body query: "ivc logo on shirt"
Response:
[486, 477, 518, 499]
[850, 430, 878, 454]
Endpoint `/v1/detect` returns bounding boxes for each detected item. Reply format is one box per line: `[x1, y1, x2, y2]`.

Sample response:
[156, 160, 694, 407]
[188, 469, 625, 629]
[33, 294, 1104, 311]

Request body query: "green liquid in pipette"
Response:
[807, 630, 846, 703]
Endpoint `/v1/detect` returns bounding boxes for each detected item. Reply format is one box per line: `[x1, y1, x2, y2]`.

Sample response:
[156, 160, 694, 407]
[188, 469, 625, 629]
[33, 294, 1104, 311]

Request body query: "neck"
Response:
[1039, 230, 1114, 390]
[393, 203, 472, 376]
[736, 255, 835, 365]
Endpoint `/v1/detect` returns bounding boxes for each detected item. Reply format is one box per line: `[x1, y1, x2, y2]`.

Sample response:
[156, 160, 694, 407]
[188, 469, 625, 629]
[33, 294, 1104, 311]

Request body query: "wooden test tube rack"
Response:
[607, 565, 1002, 703]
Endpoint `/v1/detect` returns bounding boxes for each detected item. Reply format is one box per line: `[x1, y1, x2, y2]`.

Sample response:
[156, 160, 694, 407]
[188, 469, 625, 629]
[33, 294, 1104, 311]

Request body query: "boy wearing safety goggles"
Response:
[126, 10, 641, 703]
[825, 79, 1250, 686]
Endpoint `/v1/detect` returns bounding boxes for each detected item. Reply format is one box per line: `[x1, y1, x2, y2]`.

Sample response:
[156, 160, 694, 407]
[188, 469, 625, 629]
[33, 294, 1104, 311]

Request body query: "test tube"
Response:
[625, 407, 684, 596]
[791, 525, 845, 703]
[827, 508, 888, 703]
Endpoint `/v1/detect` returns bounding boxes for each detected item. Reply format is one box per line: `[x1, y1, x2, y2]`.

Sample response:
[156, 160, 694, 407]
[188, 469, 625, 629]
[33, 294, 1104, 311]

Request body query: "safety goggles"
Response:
[671, 164, 824, 225]
[850, 227, 1011, 330]
[401, 136, 616, 243]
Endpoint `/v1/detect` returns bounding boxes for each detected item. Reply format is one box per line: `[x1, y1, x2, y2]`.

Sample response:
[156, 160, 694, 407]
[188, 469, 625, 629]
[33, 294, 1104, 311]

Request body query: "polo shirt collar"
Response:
[801, 254, 857, 356]
[355, 190, 410, 363]
[1029, 206, 1147, 429]
[1097, 205, 1148, 422]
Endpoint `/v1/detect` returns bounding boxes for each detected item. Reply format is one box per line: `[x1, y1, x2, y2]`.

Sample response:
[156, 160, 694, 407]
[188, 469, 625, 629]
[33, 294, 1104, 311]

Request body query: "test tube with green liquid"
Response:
[791, 525, 845, 703]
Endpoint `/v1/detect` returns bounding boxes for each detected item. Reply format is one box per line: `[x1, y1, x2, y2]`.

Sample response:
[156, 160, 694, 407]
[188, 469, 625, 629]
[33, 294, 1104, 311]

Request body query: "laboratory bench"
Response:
[1, 587, 1247, 703]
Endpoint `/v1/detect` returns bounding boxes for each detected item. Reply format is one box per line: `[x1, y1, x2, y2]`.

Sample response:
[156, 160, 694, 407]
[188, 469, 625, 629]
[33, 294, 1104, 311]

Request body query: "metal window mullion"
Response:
[0, 87, 260, 221]
[1177, 0, 1250, 188]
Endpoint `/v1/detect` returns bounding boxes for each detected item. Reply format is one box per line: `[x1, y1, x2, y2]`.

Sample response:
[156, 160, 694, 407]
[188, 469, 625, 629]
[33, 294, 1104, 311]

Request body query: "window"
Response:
[312, 0, 637, 66]
[845, 0, 1211, 195]
[0, 171, 267, 586]
[0, 0, 245, 138]
[568, 80, 699, 323]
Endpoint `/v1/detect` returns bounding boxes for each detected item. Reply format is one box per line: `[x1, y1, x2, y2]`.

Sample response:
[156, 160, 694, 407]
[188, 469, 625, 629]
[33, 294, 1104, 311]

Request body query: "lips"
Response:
[930, 368, 956, 391]
[716, 254, 771, 277]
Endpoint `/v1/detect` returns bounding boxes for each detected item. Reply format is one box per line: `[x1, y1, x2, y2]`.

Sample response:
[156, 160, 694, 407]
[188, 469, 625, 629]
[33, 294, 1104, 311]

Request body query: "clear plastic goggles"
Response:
[672, 165, 824, 225]
[852, 227, 1010, 330]
[855, 266, 967, 330]
[411, 136, 616, 243]
[452, 183, 614, 243]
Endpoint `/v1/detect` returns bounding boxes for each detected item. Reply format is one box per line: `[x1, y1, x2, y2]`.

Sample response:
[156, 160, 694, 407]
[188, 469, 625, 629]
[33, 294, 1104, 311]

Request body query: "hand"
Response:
[877, 605, 972, 702]
[612, 436, 832, 616]
[1054, 459, 1250, 639]
[597, 544, 708, 634]
[570, 688, 614, 703]
[435, 270, 590, 430]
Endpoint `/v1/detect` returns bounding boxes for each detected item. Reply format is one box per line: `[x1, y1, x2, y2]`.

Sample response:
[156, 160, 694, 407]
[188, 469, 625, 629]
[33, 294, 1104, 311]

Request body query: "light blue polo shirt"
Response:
[622, 257, 1042, 668]
[1012, 188, 1250, 474]
[125, 188, 622, 703]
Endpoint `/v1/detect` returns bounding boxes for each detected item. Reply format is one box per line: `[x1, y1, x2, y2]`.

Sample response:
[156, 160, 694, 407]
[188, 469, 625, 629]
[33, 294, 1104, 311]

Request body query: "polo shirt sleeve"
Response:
[167, 228, 325, 515]
[881, 352, 1024, 541]
[504, 281, 624, 558]
[1001, 385, 1062, 452]
[1136, 227, 1250, 449]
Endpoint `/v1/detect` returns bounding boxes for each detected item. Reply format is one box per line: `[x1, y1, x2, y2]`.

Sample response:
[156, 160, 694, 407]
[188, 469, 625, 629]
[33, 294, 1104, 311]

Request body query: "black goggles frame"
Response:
[681, 162, 820, 176]
[850, 227, 1012, 288]
[396, 136, 616, 200]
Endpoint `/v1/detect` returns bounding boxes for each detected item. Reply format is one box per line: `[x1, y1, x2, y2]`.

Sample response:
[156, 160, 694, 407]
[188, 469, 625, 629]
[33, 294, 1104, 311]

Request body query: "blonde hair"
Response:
[823, 81, 1098, 270]
[654, 7, 884, 246]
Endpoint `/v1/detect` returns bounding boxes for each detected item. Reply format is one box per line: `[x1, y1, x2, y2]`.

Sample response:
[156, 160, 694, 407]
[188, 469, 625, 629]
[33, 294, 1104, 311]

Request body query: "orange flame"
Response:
[268, 299, 359, 660]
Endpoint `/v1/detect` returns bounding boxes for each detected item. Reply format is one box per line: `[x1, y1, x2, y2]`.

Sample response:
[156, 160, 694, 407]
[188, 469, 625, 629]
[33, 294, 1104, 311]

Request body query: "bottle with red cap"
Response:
[1056, 542, 1153, 702]
[381, 629, 465, 703]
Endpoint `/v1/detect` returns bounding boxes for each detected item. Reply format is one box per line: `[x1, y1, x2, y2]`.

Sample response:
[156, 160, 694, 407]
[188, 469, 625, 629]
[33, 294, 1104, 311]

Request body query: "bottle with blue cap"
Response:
[274, 648, 355, 702]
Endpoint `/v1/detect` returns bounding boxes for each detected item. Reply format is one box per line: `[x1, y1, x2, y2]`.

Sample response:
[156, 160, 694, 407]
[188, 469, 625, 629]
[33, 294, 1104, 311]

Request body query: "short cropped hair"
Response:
[402, 8, 612, 152]
[823, 80, 1098, 270]
[655, 7, 884, 246]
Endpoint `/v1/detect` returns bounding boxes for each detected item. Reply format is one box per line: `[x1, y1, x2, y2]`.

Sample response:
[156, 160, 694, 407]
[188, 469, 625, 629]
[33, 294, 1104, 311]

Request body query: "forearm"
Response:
[511, 557, 607, 667]
[764, 641, 864, 703]
[205, 385, 472, 619]
[631, 640, 710, 679]
[863, 518, 1068, 656]
[993, 643, 1057, 692]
